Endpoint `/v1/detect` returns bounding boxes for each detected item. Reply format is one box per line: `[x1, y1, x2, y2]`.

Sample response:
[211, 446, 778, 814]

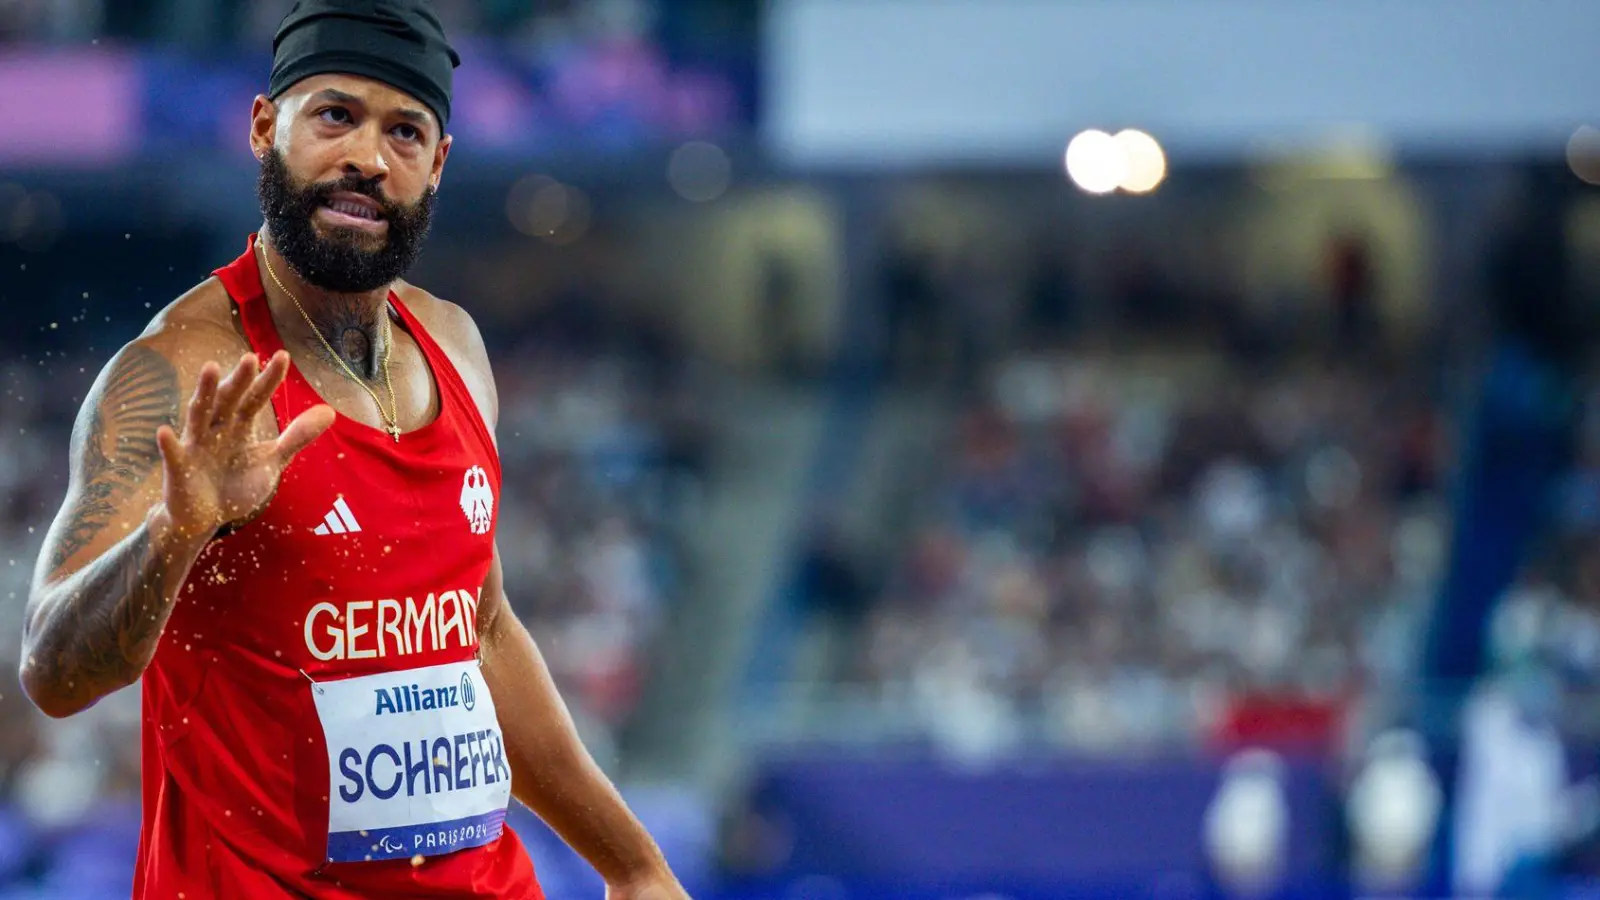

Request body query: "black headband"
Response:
[268, 0, 460, 128]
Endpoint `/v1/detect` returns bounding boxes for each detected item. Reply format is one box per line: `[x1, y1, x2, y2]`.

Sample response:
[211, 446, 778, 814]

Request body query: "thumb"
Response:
[274, 404, 336, 464]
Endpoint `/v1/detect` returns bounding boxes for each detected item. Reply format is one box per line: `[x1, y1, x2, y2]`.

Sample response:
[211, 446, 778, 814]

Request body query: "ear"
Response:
[430, 132, 452, 192]
[249, 94, 278, 161]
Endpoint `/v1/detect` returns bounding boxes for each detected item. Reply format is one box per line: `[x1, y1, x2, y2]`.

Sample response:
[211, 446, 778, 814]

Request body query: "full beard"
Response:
[256, 148, 435, 294]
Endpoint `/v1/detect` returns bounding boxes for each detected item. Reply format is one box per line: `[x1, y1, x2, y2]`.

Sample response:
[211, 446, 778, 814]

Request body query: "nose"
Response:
[339, 127, 390, 185]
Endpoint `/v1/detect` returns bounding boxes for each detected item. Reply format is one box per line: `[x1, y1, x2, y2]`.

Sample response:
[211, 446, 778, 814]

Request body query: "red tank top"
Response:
[132, 236, 543, 899]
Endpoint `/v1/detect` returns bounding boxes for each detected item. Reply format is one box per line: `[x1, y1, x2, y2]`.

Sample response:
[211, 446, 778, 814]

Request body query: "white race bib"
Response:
[310, 660, 512, 863]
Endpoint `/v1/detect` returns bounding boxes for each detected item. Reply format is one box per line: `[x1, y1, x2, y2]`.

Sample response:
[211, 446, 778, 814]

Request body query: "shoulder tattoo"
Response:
[50, 346, 180, 572]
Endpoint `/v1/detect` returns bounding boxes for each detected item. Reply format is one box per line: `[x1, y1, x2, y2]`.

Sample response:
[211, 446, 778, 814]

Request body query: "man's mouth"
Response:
[322, 192, 384, 221]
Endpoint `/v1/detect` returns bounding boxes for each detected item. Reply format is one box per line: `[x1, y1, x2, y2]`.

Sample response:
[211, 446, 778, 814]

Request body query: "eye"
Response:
[393, 123, 423, 142]
[318, 106, 353, 125]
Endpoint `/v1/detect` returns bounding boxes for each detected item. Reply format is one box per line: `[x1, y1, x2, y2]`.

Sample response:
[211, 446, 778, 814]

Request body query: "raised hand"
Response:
[154, 350, 335, 538]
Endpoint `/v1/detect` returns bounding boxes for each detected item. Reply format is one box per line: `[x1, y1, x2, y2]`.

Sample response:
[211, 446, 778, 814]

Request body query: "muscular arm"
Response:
[478, 550, 671, 885]
[21, 343, 215, 718]
[434, 292, 676, 889]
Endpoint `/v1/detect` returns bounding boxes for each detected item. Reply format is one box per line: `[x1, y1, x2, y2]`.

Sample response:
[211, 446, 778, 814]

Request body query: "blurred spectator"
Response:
[0, 0, 98, 41]
[1346, 729, 1442, 893]
[1204, 748, 1291, 897]
[1325, 233, 1380, 360]
[794, 514, 872, 684]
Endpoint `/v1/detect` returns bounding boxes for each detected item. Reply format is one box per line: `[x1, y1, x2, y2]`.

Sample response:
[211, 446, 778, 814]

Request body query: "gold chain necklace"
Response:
[258, 243, 403, 442]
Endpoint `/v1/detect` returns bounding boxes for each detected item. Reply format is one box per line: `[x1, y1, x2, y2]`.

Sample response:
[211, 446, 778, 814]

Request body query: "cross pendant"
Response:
[387, 424, 401, 442]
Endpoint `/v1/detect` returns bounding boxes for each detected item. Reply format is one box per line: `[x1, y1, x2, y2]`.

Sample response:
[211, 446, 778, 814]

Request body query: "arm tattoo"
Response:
[32, 527, 175, 708]
[22, 345, 192, 713]
[49, 346, 179, 573]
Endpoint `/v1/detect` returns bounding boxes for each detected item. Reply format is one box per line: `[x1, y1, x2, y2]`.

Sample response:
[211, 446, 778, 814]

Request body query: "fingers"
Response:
[237, 350, 291, 420]
[274, 404, 336, 464]
[185, 352, 284, 443]
[211, 353, 259, 426]
[184, 362, 221, 440]
[155, 423, 182, 470]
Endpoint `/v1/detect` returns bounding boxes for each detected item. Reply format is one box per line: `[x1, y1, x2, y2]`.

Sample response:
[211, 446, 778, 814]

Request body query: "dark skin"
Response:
[21, 73, 686, 900]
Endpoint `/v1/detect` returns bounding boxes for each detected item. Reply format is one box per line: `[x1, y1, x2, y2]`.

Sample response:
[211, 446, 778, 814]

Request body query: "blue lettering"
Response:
[447, 686, 459, 707]
[404, 738, 431, 796]
[375, 689, 397, 716]
[421, 688, 437, 711]
[480, 730, 492, 784]
[468, 730, 483, 787]
[431, 737, 452, 793]
[489, 732, 508, 783]
[367, 743, 402, 800]
[338, 748, 364, 803]
[453, 734, 470, 788]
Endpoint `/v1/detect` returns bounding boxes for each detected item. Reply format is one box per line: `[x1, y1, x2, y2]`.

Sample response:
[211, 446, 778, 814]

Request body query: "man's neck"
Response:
[257, 229, 391, 381]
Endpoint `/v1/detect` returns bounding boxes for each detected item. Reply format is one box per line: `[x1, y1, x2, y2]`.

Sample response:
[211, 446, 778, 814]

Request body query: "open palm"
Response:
[155, 350, 334, 536]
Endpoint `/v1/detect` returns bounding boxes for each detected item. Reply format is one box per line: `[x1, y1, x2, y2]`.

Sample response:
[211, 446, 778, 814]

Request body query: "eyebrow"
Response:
[310, 88, 435, 130]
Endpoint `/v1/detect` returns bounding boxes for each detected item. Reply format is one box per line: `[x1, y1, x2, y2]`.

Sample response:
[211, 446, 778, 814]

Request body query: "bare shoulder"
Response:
[136, 277, 254, 373]
[85, 278, 252, 420]
[392, 282, 491, 372]
[43, 278, 256, 579]
[76, 277, 257, 458]
[393, 282, 498, 430]
[72, 278, 262, 484]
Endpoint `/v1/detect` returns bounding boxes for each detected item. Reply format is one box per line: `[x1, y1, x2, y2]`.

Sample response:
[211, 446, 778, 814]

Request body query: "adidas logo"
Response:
[312, 497, 363, 535]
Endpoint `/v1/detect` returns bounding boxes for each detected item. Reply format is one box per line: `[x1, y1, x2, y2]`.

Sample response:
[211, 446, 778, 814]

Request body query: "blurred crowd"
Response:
[0, 0, 578, 42]
[802, 342, 1600, 761]
[0, 0, 751, 49]
[777, 174, 1600, 767]
[492, 334, 712, 763]
[825, 353, 1445, 756]
[0, 0, 755, 164]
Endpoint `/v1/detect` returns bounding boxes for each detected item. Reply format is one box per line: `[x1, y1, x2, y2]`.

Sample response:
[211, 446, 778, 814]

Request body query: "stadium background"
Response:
[3, 1, 1600, 898]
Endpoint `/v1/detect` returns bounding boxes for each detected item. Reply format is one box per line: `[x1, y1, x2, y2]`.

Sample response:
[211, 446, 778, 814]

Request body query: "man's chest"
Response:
[177, 430, 498, 676]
